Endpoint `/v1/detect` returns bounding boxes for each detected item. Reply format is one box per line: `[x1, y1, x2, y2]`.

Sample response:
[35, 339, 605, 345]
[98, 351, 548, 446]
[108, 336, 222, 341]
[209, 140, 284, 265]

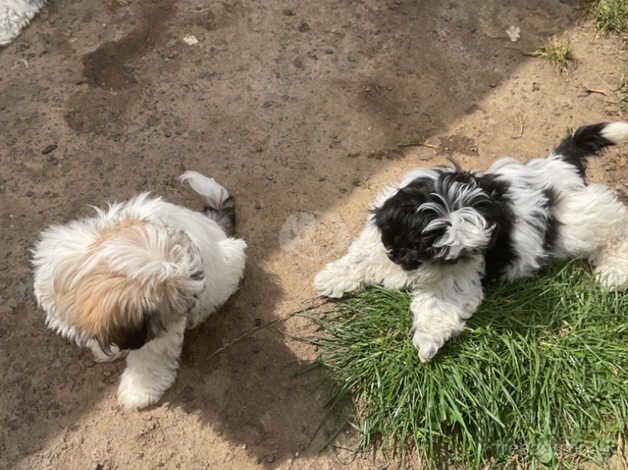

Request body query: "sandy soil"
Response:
[0, 0, 626, 468]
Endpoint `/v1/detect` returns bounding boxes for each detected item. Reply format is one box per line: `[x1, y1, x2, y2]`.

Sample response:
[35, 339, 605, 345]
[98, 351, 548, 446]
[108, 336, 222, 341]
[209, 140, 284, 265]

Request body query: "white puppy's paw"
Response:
[314, 262, 361, 298]
[117, 373, 163, 410]
[412, 331, 444, 363]
[89, 341, 125, 363]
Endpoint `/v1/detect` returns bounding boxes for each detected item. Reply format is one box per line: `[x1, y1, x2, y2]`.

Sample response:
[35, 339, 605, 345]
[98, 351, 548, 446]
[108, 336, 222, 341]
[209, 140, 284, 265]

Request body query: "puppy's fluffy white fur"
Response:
[315, 122, 628, 362]
[0, 0, 47, 46]
[33, 172, 246, 409]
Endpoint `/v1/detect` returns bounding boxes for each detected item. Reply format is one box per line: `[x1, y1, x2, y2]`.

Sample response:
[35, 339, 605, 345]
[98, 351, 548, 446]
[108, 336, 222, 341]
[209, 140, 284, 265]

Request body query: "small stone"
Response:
[182, 35, 199, 45]
[505, 25, 520, 42]
[42, 144, 57, 155]
[297, 21, 310, 32]
[282, 8, 295, 16]
[254, 318, 262, 327]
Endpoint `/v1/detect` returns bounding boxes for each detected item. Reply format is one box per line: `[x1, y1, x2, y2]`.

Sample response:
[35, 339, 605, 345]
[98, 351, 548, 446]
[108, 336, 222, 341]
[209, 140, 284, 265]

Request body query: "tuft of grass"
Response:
[526, 39, 575, 72]
[309, 263, 627, 468]
[619, 74, 628, 110]
[588, 0, 628, 33]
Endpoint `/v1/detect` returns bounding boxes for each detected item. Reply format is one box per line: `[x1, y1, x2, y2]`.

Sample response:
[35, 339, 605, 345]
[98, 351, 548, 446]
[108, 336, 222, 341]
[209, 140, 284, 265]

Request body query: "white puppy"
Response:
[33, 172, 246, 409]
[315, 122, 628, 362]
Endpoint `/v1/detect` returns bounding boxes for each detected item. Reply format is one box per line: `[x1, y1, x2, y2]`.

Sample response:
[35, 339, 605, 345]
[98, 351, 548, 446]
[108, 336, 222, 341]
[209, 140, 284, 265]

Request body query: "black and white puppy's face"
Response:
[373, 171, 498, 270]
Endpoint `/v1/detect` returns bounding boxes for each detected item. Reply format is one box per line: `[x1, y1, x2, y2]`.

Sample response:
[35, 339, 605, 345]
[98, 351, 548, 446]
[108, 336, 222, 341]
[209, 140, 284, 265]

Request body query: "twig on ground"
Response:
[205, 297, 324, 361]
[583, 87, 609, 96]
[512, 113, 525, 139]
[397, 141, 439, 150]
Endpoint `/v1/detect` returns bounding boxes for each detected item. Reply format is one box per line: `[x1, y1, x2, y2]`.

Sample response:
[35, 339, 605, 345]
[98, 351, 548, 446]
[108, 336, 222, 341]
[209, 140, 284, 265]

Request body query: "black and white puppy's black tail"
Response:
[554, 121, 628, 177]
[180, 171, 237, 235]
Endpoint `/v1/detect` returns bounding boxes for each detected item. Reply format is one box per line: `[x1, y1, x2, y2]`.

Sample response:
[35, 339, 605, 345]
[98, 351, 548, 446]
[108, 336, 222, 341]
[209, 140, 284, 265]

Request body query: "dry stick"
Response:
[575, 79, 609, 97]
[397, 141, 439, 150]
[205, 298, 325, 361]
[584, 87, 608, 96]
[617, 434, 626, 463]
[512, 113, 525, 139]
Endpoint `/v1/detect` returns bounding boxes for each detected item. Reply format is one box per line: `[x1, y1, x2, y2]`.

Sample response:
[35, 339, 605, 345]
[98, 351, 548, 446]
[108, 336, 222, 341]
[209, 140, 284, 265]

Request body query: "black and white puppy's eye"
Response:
[191, 270, 204, 280]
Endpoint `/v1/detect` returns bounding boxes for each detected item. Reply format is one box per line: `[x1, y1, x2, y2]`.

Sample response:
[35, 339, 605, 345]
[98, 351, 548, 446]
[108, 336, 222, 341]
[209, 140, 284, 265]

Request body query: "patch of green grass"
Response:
[588, 0, 628, 33]
[309, 263, 627, 468]
[526, 39, 575, 73]
[619, 74, 628, 110]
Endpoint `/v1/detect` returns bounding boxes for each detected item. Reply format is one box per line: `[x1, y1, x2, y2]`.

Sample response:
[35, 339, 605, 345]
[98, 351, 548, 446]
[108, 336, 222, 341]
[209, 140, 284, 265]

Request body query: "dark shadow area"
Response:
[172, 265, 337, 465]
[0, 0, 587, 466]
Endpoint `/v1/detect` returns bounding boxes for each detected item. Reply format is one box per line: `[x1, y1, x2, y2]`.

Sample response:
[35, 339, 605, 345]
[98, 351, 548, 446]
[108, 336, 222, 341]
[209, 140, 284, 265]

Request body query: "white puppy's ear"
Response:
[426, 207, 493, 260]
[57, 221, 204, 350]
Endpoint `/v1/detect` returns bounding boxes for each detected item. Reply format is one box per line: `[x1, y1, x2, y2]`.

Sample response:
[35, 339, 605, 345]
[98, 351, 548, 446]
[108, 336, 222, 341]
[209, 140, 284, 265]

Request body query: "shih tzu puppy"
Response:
[32, 171, 246, 408]
[315, 122, 628, 362]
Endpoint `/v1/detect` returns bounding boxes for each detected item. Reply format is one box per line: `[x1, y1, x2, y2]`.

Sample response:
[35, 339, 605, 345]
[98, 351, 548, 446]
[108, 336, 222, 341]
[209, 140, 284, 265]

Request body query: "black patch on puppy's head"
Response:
[373, 177, 442, 270]
[374, 171, 501, 270]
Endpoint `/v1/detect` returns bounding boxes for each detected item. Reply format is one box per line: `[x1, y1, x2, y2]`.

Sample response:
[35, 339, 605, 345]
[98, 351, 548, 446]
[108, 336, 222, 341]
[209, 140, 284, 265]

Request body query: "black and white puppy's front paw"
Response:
[314, 260, 362, 298]
[409, 286, 479, 363]
[411, 330, 445, 363]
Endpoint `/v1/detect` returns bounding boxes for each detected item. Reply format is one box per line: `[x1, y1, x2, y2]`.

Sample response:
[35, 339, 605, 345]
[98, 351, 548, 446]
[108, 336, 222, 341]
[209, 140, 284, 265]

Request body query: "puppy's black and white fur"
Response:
[315, 122, 628, 362]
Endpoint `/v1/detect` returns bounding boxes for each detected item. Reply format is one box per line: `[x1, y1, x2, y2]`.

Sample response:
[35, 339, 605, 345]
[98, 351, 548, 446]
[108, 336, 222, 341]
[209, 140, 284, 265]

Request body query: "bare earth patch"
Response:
[0, 0, 625, 468]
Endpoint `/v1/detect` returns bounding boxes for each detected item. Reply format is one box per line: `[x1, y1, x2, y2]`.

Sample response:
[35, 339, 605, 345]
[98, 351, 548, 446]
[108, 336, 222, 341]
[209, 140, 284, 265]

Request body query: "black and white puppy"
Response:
[315, 122, 628, 362]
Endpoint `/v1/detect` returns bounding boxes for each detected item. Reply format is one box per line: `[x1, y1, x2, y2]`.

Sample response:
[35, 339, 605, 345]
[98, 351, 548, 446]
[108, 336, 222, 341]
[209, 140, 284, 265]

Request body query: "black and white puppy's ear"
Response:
[419, 175, 495, 261]
[421, 205, 493, 260]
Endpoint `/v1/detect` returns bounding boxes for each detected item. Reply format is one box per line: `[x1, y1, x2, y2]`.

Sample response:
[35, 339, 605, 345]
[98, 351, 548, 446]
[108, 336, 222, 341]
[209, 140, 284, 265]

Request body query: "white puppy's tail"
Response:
[554, 121, 628, 177]
[179, 171, 236, 235]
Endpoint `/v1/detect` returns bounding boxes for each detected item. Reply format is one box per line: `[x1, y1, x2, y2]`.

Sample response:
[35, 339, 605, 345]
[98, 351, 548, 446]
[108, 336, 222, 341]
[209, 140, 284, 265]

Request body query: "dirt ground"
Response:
[0, 0, 626, 468]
